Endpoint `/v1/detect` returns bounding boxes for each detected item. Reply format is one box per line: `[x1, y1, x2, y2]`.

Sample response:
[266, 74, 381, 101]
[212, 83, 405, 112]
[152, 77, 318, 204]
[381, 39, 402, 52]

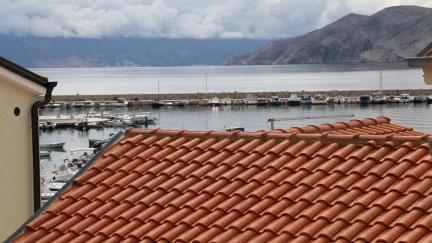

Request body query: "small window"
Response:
[14, 107, 20, 116]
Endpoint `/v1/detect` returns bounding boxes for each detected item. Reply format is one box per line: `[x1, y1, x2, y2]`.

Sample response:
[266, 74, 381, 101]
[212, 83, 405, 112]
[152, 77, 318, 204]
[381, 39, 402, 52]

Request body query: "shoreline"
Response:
[52, 88, 432, 102]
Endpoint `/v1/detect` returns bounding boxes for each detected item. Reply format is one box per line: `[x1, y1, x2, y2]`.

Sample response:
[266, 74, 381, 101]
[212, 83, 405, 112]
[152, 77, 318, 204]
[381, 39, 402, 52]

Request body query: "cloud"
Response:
[1, 0, 431, 39]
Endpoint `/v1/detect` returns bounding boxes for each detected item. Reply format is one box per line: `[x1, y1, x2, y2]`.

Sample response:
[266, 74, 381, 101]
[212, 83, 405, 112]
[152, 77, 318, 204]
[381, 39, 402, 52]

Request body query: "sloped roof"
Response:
[11, 117, 432, 243]
[417, 41, 432, 57]
[0, 56, 48, 88]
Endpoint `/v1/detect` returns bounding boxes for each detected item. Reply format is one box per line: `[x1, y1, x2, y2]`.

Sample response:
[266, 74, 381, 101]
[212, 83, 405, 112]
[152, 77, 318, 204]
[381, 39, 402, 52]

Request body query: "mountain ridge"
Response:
[0, 36, 268, 68]
[225, 5, 432, 65]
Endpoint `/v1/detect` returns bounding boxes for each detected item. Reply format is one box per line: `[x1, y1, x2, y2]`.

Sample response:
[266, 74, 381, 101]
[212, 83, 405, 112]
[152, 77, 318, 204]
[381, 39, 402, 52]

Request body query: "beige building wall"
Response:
[423, 67, 432, 85]
[0, 78, 39, 239]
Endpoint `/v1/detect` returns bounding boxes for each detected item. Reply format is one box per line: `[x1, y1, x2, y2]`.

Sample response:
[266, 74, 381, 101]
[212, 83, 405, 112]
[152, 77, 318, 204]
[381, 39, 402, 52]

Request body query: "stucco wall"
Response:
[0, 78, 38, 239]
[424, 67, 432, 85]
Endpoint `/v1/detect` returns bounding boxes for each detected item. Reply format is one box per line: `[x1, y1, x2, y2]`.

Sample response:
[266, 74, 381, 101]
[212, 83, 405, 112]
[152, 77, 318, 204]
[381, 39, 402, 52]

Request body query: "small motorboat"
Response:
[210, 97, 221, 107]
[385, 96, 400, 104]
[358, 95, 371, 105]
[72, 101, 85, 108]
[151, 100, 165, 108]
[287, 94, 300, 106]
[300, 94, 312, 105]
[399, 93, 413, 103]
[84, 100, 95, 107]
[256, 98, 269, 106]
[104, 119, 124, 127]
[244, 95, 257, 105]
[40, 151, 50, 158]
[41, 192, 55, 201]
[40, 142, 65, 149]
[94, 102, 106, 107]
[312, 95, 328, 105]
[371, 93, 386, 104]
[173, 101, 188, 106]
[426, 96, 432, 104]
[131, 114, 156, 125]
[112, 98, 128, 107]
[225, 127, 245, 132]
[270, 96, 283, 106]
[413, 96, 424, 104]
[47, 179, 68, 191]
[39, 121, 56, 130]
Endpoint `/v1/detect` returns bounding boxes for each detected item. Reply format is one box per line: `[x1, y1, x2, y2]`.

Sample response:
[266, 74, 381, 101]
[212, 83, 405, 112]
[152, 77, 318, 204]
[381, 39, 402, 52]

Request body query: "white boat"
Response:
[173, 101, 188, 106]
[84, 100, 95, 107]
[210, 97, 220, 107]
[287, 94, 300, 106]
[40, 142, 65, 149]
[270, 96, 283, 106]
[39, 121, 57, 130]
[385, 96, 400, 103]
[312, 95, 328, 105]
[113, 98, 128, 107]
[72, 101, 85, 107]
[131, 114, 156, 125]
[244, 95, 257, 105]
[47, 179, 68, 191]
[221, 98, 232, 105]
[94, 102, 106, 107]
[41, 192, 55, 201]
[399, 93, 413, 103]
[40, 151, 50, 157]
[300, 94, 312, 105]
[104, 119, 124, 127]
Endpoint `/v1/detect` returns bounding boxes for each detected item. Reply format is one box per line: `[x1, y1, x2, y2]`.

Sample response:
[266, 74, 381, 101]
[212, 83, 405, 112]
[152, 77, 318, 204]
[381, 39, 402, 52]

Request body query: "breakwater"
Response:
[52, 89, 432, 102]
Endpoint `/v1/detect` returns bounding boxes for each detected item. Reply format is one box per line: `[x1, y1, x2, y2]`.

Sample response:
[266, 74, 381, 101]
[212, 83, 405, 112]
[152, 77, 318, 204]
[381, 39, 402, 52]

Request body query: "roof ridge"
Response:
[125, 128, 432, 146]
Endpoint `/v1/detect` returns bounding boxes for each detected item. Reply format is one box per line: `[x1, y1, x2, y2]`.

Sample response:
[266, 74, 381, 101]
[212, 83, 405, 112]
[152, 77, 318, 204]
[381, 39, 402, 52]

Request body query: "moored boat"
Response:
[358, 95, 371, 105]
[40, 142, 65, 149]
[256, 98, 269, 106]
[287, 94, 300, 106]
[399, 93, 413, 103]
[270, 96, 283, 106]
[210, 97, 221, 107]
[300, 94, 312, 105]
[312, 95, 327, 105]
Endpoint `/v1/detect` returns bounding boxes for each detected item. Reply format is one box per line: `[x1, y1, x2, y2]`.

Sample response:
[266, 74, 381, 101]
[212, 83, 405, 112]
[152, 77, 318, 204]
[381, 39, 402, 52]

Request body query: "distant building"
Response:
[0, 57, 56, 239]
[8, 117, 432, 242]
[406, 42, 432, 84]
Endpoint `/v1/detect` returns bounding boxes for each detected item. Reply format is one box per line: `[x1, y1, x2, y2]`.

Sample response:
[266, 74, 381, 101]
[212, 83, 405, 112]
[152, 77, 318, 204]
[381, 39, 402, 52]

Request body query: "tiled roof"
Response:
[12, 117, 432, 243]
[274, 117, 426, 136]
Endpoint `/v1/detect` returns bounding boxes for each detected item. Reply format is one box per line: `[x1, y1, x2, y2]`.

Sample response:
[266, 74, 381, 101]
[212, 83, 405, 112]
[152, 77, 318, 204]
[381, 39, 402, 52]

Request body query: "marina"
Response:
[45, 90, 432, 111]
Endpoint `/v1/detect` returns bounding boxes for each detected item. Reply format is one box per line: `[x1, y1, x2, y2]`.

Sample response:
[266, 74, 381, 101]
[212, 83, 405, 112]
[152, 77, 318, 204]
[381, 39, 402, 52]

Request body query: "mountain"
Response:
[0, 36, 268, 68]
[225, 6, 432, 65]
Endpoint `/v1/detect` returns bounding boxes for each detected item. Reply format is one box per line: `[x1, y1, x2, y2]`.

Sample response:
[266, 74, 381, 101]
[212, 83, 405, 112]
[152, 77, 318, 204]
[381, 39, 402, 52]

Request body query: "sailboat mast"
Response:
[205, 72, 208, 93]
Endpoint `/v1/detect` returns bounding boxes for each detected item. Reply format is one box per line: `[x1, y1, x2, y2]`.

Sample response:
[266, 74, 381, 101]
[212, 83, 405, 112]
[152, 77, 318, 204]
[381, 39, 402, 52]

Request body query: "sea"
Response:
[34, 64, 432, 191]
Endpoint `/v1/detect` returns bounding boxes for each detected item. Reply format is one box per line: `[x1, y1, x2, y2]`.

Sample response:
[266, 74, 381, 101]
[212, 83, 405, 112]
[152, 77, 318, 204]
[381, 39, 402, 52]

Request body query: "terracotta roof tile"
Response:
[11, 117, 432, 242]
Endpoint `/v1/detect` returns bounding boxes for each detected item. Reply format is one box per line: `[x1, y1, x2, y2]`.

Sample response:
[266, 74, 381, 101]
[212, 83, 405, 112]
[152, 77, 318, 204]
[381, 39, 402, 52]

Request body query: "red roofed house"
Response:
[406, 42, 432, 84]
[8, 117, 432, 242]
[0, 57, 56, 239]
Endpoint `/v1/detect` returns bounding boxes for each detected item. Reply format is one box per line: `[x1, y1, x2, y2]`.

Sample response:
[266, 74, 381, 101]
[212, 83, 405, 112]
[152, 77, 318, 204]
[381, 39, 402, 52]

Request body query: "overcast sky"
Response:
[1, 0, 432, 39]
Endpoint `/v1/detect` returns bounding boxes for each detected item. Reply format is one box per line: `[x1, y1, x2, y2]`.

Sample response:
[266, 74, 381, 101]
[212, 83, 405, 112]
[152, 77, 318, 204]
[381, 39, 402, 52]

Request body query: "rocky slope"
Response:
[225, 6, 432, 65]
[0, 37, 268, 68]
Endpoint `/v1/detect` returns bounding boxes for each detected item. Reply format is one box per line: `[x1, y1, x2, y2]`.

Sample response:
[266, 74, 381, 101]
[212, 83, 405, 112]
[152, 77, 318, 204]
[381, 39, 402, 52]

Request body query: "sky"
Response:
[1, 0, 432, 39]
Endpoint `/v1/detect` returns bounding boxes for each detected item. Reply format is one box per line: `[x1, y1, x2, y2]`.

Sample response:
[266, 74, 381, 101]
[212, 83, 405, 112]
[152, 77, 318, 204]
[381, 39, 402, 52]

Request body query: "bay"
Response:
[32, 63, 428, 95]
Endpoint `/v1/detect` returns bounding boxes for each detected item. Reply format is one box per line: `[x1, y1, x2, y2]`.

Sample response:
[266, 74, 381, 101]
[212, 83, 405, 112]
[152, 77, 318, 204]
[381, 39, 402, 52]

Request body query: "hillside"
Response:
[0, 36, 268, 68]
[225, 6, 432, 65]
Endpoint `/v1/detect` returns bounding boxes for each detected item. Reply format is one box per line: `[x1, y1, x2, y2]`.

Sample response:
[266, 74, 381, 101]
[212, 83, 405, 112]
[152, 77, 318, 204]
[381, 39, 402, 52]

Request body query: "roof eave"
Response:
[405, 57, 432, 68]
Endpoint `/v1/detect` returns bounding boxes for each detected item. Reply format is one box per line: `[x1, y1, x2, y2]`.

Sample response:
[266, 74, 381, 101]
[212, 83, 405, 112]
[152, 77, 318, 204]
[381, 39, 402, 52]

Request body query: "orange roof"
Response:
[11, 117, 432, 243]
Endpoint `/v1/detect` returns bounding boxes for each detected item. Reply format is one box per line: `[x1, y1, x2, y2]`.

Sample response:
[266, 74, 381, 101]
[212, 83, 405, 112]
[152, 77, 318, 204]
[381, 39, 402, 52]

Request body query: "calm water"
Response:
[36, 64, 432, 193]
[32, 64, 428, 95]
[40, 104, 432, 180]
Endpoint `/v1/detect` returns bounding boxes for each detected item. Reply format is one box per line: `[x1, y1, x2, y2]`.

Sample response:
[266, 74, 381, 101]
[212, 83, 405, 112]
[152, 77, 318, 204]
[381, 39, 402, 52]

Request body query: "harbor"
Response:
[46, 89, 432, 109]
